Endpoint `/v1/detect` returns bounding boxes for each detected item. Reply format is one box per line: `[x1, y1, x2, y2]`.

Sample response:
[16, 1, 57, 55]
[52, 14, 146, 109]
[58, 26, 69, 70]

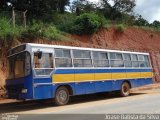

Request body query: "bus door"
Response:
[32, 48, 54, 99]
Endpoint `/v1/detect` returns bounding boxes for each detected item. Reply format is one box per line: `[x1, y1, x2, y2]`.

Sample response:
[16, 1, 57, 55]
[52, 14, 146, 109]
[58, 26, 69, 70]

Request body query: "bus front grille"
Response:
[6, 84, 24, 99]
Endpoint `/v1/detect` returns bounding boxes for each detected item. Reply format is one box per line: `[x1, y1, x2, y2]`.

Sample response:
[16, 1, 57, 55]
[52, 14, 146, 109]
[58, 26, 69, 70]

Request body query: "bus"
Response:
[6, 43, 153, 105]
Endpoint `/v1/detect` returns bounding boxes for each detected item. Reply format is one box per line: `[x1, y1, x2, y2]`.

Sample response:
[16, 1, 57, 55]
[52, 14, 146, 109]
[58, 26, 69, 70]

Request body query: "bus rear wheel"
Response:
[120, 82, 130, 97]
[55, 86, 70, 106]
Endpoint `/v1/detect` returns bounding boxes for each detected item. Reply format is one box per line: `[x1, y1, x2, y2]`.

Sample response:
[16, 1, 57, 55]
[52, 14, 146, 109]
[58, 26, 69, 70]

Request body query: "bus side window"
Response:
[55, 49, 72, 68]
[73, 50, 92, 67]
[93, 51, 109, 67]
[34, 52, 53, 76]
[109, 52, 124, 68]
[123, 53, 132, 68]
[139, 55, 150, 68]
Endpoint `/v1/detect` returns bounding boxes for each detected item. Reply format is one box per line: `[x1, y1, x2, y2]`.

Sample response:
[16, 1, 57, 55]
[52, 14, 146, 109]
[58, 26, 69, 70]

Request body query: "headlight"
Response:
[21, 89, 27, 93]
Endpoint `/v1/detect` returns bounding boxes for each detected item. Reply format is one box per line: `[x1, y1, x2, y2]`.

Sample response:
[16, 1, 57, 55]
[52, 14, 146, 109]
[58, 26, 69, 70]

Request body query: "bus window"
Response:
[110, 60, 124, 67]
[131, 54, 138, 61]
[138, 55, 144, 61]
[55, 58, 72, 67]
[8, 52, 31, 79]
[139, 55, 150, 68]
[110, 52, 124, 68]
[110, 53, 116, 59]
[74, 59, 92, 67]
[132, 61, 139, 68]
[109, 52, 123, 60]
[93, 52, 109, 67]
[55, 49, 72, 68]
[144, 55, 150, 62]
[124, 53, 131, 61]
[116, 53, 123, 60]
[34, 53, 53, 76]
[73, 50, 92, 67]
[123, 53, 132, 68]
[14, 54, 25, 78]
[93, 52, 108, 60]
[55, 49, 71, 58]
[73, 50, 91, 59]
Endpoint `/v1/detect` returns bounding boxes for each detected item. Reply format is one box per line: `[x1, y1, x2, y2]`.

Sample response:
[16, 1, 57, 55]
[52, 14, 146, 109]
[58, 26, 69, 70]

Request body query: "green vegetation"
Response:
[0, 0, 160, 41]
[0, 18, 68, 41]
[70, 13, 106, 35]
[22, 20, 65, 40]
[116, 24, 125, 32]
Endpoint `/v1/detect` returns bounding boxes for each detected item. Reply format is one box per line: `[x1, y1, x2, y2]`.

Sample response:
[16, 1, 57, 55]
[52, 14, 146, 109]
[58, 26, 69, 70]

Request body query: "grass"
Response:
[133, 26, 160, 32]
[0, 18, 71, 41]
[115, 24, 125, 32]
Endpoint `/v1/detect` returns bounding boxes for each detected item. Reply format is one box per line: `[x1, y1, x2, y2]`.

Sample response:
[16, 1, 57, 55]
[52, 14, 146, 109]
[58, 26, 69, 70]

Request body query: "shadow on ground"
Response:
[0, 92, 146, 114]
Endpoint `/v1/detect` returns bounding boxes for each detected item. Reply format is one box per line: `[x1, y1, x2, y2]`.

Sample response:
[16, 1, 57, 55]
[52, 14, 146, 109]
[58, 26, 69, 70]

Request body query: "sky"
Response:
[88, 0, 160, 23]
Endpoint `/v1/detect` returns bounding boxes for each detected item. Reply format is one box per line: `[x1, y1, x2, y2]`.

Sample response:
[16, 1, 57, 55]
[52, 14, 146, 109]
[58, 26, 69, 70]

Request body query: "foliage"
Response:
[134, 15, 149, 26]
[22, 20, 67, 40]
[0, 17, 21, 40]
[1, 0, 70, 18]
[52, 13, 76, 32]
[116, 24, 125, 32]
[0, 18, 68, 41]
[1, 0, 160, 39]
[70, 13, 105, 35]
[150, 20, 160, 28]
[98, 0, 136, 21]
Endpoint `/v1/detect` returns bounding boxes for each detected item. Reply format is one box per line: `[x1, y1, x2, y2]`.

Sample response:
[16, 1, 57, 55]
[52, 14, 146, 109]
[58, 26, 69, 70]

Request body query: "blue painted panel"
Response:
[94, 69, 112, 73]
[126, 69, 141, 72]
[112, 80, 123, 90]
[34, 85, 53, 100]
[105, 81, 113, 91]
[85, 82, 95, 94]
[95, 81, 106, 92]
[95, 81, 113, 92]
[130, 78, 153, 88]
[6, 77, 25, 85]
[55, 69, 75, 74]
[74, 69, 95, 74]
[24, 75, 33, 99]
[53, 68, 152, 75]
[6, 74, 34, 100]
[34, 78, 52, 84]
[75, 83, 86, 95]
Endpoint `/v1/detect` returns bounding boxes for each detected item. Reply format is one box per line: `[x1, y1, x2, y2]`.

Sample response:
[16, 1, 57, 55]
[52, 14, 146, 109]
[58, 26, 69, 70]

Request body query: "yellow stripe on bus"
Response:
[52, 72, 153, 83]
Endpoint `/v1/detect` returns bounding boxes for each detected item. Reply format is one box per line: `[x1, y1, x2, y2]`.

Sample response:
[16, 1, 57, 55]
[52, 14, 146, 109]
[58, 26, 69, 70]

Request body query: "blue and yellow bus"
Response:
[6, 43, 153, 105]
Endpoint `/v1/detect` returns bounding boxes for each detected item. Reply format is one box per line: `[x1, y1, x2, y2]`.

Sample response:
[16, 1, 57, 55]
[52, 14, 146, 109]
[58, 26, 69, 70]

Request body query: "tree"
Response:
[0, 0, 69, 15]
[112, 0, 136, 13]
[134, 15, 149, 26]
[99, 0, 136, 21]
[71, 0, 97, 15]
[151, 20, 160, 28]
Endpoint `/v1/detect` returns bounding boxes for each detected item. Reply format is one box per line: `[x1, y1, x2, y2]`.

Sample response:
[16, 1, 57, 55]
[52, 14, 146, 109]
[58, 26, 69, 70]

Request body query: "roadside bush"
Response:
[0, 17, 19, 40]
[116, 24, 125, 32]
[52, 13, 76, 33]
[22, 20, 68, 40]
[70, 13, 105, 35]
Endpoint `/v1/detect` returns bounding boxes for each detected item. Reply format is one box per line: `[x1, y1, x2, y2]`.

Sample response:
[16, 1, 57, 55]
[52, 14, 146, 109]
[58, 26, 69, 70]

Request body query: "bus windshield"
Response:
[8, 52, 31, 79]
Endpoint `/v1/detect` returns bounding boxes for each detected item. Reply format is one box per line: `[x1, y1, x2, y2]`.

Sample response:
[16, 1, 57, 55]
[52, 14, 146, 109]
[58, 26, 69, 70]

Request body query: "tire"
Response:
[120, 82, 130, 97]
[55, 86, 70, 106]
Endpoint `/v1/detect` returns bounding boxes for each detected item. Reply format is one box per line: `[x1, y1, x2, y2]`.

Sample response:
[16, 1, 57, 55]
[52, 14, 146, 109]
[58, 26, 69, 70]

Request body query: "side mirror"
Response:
[37, 51, 42, 59]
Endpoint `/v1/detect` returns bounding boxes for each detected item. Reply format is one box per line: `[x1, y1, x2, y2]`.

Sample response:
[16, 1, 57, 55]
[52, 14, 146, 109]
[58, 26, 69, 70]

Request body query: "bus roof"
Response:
[10, 43, 150, 55]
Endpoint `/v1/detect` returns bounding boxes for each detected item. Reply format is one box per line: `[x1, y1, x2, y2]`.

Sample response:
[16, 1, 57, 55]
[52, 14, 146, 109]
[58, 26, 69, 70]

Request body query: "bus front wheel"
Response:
[55, 86, 70, 106]
[120, 82, 130, 97]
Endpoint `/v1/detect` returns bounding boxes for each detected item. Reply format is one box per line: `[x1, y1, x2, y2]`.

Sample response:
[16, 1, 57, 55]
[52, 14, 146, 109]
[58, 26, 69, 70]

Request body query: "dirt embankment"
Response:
[0, 27, 160, 87]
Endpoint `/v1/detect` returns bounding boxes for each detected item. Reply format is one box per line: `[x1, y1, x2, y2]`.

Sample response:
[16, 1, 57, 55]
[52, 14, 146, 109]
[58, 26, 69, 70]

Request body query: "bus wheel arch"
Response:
[54, 85, 73, 106]
[120, 80, 131, 97]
